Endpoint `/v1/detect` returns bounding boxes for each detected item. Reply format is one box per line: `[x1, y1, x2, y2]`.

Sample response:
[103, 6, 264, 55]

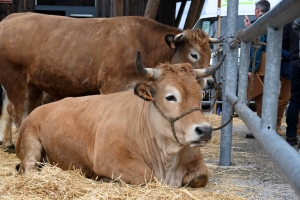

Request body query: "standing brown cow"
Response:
[0, 13, 221, 152]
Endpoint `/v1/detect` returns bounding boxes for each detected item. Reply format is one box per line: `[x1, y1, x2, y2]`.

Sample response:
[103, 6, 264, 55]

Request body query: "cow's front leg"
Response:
[0, 91, 14, 153]
[28, 83, 44, 113]
[94, 152, 154, 185]
[182, 158, 208, 187]
[180, 146, 209, 188]
[1, 74, 30, 153]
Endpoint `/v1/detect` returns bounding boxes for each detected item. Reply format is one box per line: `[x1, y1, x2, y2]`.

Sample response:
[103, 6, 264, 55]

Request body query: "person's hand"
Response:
[244, 15, 251, 28]
[248, 72, 252, 79]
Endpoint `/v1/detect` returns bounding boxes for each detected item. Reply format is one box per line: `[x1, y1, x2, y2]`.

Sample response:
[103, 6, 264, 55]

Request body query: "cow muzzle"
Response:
[190, 125, 212, 147]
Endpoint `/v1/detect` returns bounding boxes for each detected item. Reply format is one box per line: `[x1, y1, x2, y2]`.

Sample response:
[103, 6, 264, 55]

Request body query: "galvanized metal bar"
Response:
[226, 92, 300, 196]
[261, 26, 282, 130]
[237, 41, 250, 104]
[215, 53, 222, 85]
[209, 90, 215, 114]
[229, 0, 300, 49]
[219, 0, 239, 166]
[209, 55, 221, 114]
[209, 55, 217, 114]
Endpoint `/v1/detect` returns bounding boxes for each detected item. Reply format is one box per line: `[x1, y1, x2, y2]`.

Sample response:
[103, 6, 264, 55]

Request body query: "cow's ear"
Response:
[134, 83, 156, 101]
[165, 34, 177, 49]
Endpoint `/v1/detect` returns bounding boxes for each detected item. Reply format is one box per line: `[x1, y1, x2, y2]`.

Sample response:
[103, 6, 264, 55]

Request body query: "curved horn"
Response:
[209, 37, 223, 43]
[194, 54, 226, 79]
[174, 33, 188, 42]
[136, 50, 161, 80]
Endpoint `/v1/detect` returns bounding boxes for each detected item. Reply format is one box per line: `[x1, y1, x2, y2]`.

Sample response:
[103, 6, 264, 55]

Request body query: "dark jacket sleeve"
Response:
[292, 17, 300, 36]
[280, 48, 291, 79]
[281, 48, 290, 60]
[282, 23, 290, 50]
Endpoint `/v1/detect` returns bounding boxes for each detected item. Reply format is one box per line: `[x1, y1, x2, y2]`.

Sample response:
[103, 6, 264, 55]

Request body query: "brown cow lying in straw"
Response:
[16, 52, 225, 188]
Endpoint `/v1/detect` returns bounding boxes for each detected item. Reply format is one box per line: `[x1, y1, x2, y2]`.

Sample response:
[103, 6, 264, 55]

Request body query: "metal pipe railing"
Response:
[229, 0, 300, 49]
[217, 0, 300, 195]
[226, 92, 300, 196]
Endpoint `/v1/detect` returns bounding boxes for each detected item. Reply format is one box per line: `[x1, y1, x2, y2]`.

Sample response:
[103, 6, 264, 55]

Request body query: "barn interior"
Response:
[0, 0, 205, 29]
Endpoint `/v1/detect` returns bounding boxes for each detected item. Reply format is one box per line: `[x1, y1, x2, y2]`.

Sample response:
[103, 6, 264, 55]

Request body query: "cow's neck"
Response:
[141, 27, 181, 67]
[136, 102, 185, 184]
[151, 124, 186, 187]
[170, 50, 185, 64]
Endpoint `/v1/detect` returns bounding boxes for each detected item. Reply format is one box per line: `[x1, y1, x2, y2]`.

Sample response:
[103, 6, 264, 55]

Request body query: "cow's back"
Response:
[0, 13, 180, 97]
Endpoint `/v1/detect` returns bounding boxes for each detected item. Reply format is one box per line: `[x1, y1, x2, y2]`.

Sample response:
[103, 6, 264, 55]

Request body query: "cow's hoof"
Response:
[99, 177, 111, 183]
[4, 144, 15, 154]
[188, 174, 208, 188]
[15, 163, 20, 171]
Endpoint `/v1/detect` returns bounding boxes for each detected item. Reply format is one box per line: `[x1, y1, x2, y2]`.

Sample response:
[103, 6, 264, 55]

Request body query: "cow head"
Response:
[134, 51, 225, 147]
[165, 29, 221, 90]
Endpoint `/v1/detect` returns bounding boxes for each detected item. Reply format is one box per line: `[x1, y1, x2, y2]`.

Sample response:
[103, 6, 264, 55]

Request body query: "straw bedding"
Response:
[0, 114, 298, 199]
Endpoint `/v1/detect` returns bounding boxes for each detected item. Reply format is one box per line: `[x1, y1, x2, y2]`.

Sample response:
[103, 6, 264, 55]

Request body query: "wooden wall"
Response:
[98, 0, 148, 18]
[0, 0, 190, 27]
[0, 1, 17, 20]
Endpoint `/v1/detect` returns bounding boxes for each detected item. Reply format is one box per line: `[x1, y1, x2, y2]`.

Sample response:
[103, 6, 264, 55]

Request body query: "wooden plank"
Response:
[23, 0, 26, 11]
[96, 0, 101, 17]
[158, 0, 176, 26]
[184, 0, 201, 29]
[28, 0, 33, 12]
[144, 0, 160, 19]
[195, 0, 205, 24]
[0, 0, 12, 3]
[113, 0, 123, 16]
[102, 0, 110, 17]
[123, 0, 128, 16]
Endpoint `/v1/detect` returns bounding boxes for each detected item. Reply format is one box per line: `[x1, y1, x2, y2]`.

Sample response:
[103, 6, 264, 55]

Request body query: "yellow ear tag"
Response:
[171, 42, 176, 49]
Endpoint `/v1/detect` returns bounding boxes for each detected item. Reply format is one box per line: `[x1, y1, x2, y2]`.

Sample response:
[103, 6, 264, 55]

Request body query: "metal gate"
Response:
[216, 0, 300, 195]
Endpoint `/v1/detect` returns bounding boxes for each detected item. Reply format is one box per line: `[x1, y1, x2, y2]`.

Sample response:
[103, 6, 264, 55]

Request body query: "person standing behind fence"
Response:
[276, 46, 291, 136]
[292, 18, 300, 137]
[244, 0, 270, 138]
[283, 18, 300, 146]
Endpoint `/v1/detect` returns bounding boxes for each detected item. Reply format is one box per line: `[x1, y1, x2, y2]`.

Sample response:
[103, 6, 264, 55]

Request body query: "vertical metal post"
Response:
[219, 0, 239, 166]
[210, 55, 219, 114]
[238, 41, 250, 104]
[261, 26, 282, 130]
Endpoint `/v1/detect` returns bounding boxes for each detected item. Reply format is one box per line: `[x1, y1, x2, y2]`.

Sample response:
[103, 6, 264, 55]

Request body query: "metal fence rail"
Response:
[219, 0, 300, 195]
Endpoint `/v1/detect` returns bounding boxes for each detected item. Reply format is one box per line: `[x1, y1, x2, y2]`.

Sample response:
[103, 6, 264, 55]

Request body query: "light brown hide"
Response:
[0, 12, 212, 150]
[16, 63, 211, 188]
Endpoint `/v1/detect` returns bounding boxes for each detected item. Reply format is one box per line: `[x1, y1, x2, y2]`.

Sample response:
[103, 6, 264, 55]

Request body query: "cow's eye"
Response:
[165, 95, 177, 102]
[191, 54, 198, 59]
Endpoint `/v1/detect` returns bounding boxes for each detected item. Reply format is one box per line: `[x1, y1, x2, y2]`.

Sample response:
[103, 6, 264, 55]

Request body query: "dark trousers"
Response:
[286, 66, 300, 137]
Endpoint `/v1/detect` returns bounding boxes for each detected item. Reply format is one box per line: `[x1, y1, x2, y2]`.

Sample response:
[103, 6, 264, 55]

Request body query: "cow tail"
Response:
[0, 84, 3, 116]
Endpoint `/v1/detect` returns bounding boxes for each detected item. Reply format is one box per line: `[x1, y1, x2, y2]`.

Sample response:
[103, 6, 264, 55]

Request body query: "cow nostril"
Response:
[207, 80, 214, 89]
[195, 127, 204, 136]
[195, 126, 212, 140]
